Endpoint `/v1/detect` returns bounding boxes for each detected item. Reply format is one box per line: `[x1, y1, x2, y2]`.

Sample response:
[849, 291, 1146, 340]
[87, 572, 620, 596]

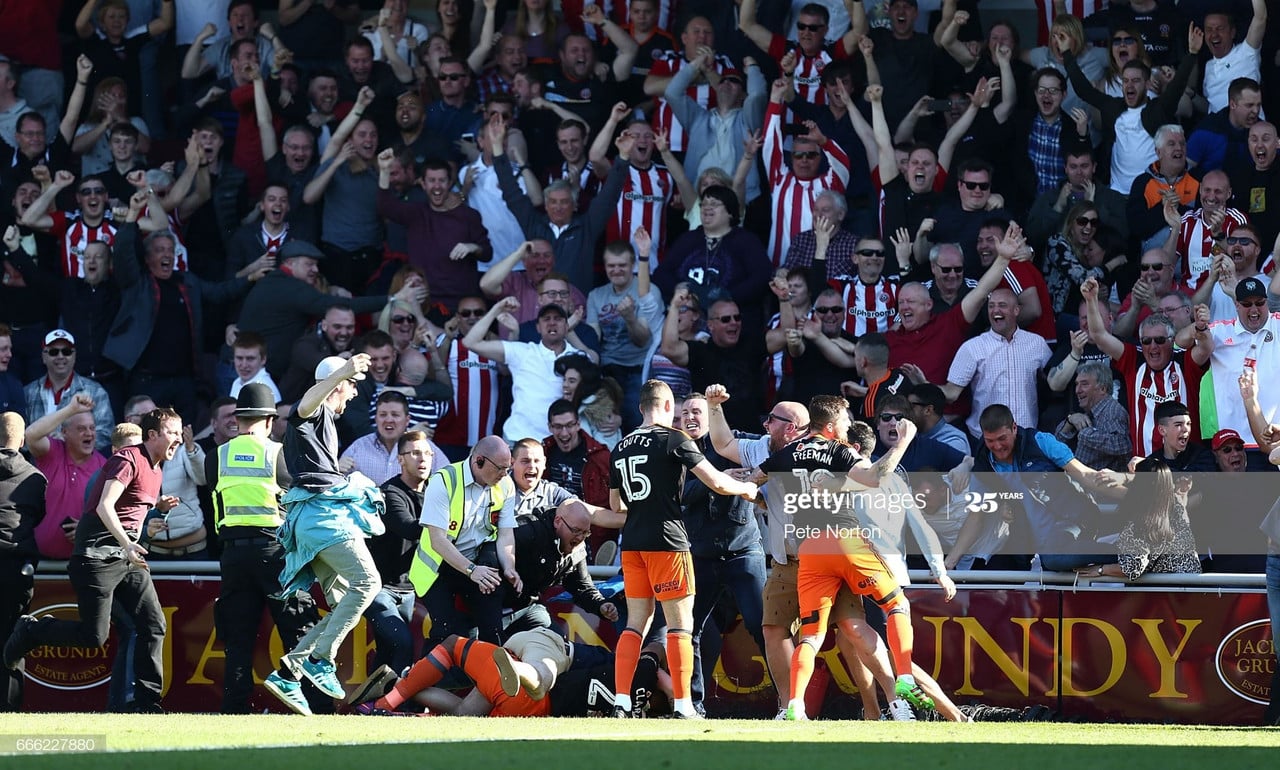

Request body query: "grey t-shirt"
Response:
[318, 157, 381, 251]
[586, 283, 664, 368]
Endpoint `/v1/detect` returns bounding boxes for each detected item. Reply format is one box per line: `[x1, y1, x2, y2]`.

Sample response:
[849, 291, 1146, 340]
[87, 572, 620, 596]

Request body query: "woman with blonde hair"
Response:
[1044, 201, 1121, 313]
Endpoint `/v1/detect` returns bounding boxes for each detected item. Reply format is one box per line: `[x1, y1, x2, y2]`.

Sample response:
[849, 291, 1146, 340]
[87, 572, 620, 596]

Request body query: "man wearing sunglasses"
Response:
[1084, 277, 1197, 457]
[1188, 223, 1270, 322]
[926, 158, 1011, 274]
[18, 169, 167, 278]
[1184, 278, 1280, 468]
[1112, 249, 1188, 340]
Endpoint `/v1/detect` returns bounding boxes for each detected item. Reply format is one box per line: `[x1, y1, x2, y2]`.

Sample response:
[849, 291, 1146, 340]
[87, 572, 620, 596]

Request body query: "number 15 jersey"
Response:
[609, 425, 706, 552]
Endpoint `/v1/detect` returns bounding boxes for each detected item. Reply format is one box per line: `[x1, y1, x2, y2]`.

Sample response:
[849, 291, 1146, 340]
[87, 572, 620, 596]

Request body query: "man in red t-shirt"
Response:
[4, 408, 183, 712]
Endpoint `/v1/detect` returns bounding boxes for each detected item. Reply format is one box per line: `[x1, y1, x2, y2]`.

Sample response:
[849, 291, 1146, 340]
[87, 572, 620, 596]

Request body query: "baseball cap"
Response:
[1211, 429, 1245, 451]
[278, 240, 325, 261]
[1236, 278, 1267, 301]
[314, 356, 365, 381]
[538, 303, 568, 320]
[720, 69, 744, 84]
[43, 329, 75, 348]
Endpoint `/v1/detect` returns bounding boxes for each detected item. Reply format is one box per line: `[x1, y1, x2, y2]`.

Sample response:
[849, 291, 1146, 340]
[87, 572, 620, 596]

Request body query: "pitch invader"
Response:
[609, 380, 758, 718]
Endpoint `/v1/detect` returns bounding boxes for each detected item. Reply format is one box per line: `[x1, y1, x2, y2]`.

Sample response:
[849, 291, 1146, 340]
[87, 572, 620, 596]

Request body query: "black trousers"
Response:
[422, 541, 504, 646]
[0, 554, 35, 710]
[29, 555, 165, 707]
[215, 538, 323, 713]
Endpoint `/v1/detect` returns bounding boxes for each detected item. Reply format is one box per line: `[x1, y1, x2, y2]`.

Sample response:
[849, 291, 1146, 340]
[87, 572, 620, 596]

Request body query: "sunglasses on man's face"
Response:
[1139, 336, 1169, 346]
[856, 248, 885, 258]
[960, 180, 991, 191]
[455, 308, 485, 318]
[935, 265, 963, 274]
[792, 151, 821, 160]
[1139, 263, 1165, 272]
[796, 22, 826, 31]
[712, 314, 742, 324]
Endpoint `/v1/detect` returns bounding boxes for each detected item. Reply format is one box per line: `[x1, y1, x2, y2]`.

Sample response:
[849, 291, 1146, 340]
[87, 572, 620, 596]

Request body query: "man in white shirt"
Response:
[463, 299, 584, 443]
[1201, 0, 1266, 113]
[1185, 277, 1280, 458]
[943, 287, 1053, 438]
[459, 123, 528, 270]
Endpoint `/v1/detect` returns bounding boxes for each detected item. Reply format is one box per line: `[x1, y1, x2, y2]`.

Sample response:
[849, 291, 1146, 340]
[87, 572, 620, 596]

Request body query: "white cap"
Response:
[43, 329, 75, 348]
[314, 356, 364, 381]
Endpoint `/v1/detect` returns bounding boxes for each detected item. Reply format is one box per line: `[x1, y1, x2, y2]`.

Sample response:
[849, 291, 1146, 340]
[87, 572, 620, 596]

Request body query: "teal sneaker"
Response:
[264, 672, 313, 716]
[301, 657, 345, 700]
[895, 679, 934, 711]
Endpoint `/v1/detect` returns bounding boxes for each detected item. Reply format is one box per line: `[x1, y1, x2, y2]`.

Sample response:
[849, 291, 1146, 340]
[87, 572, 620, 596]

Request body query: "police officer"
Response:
[209, 383, 322, 714]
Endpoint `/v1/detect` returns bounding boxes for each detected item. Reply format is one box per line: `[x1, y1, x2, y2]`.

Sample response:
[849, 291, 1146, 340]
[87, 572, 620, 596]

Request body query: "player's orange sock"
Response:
[614, 628, 643, 697]
[666, 630, 694, 700]
[885, 609, 915, 678]
[377, 637, 463, 709]
[789, 641, 817, 700]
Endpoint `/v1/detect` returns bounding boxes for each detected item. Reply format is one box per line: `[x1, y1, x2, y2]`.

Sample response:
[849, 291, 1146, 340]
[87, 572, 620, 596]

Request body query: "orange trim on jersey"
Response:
[621, 550, 695, 601]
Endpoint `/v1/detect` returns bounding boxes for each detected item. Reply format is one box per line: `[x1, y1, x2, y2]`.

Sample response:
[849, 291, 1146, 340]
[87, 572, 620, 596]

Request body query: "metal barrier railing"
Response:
[34, 562, 1266, 589]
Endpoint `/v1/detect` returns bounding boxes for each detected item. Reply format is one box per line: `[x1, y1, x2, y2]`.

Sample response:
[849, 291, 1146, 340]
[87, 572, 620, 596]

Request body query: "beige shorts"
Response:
[762, 559, 865, 635]
[505, 627, 572, 678]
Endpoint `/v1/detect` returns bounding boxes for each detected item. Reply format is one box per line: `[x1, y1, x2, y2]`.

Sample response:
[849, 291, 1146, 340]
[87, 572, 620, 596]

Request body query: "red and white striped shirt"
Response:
[839, 276, 898, 336]
[764, 101, 850, 266]
[609, 163, 673, 270]
[434, 337, 500, 447]
[50, 211, 117, 278]
[648, 51, 731, 152]
[767, 35, 848, 110]
[1114, 344, 1194, 456]
[1176, 207, 1248, 289]
[142, 204, 190, 273]
[1035, 0, 1108, 45]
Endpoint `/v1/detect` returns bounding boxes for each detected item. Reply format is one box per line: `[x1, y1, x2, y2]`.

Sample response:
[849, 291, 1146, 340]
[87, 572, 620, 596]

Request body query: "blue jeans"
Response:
[1266, 554, 1280, 723]
[690, 548, 768, 710]
[363, 587, 415, 674]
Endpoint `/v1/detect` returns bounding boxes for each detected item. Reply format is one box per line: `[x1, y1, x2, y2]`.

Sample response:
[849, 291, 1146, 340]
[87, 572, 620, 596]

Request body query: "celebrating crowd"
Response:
[0, 0, 1278, 724]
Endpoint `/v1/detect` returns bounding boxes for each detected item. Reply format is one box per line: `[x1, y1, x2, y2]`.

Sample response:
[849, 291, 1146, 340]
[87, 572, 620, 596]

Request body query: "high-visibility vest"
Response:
[408, 461, 509, 596]
[214, 434, 284, 531]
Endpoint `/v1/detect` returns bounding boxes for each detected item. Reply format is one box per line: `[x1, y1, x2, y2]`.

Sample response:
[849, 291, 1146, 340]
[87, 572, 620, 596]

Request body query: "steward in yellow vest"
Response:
[414, 436, 521, 645]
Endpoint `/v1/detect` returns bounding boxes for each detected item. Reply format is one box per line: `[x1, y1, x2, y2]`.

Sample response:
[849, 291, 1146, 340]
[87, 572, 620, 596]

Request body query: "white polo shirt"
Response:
[1204, 313, 1280, 445]
[499, 339, 583, 443]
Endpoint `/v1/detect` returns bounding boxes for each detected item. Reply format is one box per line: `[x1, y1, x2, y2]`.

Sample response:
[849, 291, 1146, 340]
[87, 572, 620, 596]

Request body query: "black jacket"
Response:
[0, 449, 46, 558]
[509, 509, 607, 615]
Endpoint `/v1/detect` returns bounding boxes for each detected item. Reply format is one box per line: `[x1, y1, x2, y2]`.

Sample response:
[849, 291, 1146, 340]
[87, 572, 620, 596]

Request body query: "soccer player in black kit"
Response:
[608, 380, 758, 719]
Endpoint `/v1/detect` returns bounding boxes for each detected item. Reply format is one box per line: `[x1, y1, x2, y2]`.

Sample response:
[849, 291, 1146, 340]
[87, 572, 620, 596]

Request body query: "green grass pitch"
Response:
[0, 715, 1277, 770]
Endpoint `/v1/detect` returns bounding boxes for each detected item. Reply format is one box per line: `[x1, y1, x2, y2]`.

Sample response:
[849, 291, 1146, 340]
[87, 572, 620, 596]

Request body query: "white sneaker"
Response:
[888, 698, 916, 721]
[774, 707, 789, 721]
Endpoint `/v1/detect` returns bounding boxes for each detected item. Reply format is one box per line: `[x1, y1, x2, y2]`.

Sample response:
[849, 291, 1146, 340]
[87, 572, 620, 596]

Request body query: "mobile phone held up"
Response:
[928, 99, 952, 113]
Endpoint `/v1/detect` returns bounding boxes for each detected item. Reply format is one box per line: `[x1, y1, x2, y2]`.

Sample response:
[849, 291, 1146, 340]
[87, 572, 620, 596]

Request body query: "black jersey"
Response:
[609, 425, 705, 552]
[758, 435, 866, 531]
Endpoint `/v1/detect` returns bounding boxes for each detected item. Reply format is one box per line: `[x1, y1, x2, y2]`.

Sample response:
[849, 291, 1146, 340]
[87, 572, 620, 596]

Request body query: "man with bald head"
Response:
[705, 385, 805, 712]
[1230, 121, 1280, 254]
[886, 229, 1022, 387]
[942, 287, 1052, 439]
[1176, 168, 1249, 290]
[414, 434, 521, 647]
[507, 498, 619, 635]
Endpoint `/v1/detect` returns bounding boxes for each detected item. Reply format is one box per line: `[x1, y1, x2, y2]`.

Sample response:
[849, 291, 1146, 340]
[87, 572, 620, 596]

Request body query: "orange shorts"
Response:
[467, 645, 552, 718]
[621, 550, 695, 601]
[796, 533, 902, 637]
